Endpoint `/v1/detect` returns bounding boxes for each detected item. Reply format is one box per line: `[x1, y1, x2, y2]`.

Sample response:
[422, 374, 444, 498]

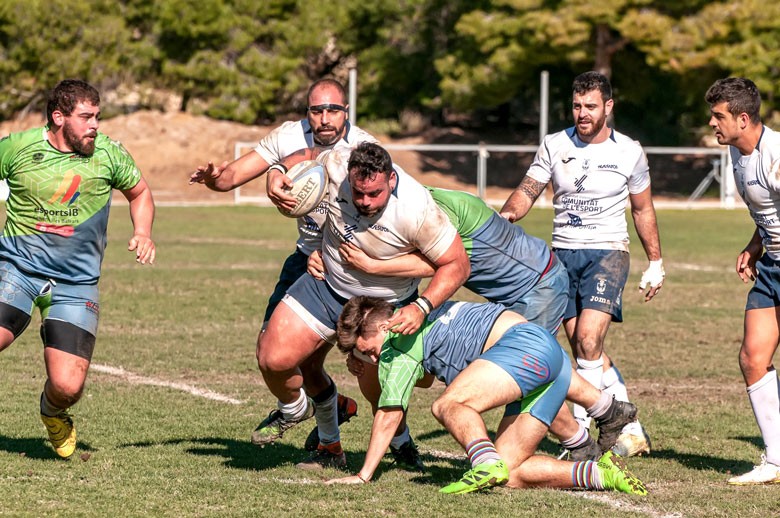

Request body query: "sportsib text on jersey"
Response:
[36, 207, 79, 218]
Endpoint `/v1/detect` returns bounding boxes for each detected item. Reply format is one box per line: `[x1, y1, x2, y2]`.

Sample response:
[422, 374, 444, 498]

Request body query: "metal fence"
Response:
[233, 141, 735, 209]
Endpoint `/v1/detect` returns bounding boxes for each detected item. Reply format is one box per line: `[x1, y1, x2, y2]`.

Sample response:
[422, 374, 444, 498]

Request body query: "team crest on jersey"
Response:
[582, 159, 590, 172]
[567, 212, 582, 227]
[596, 277, 606, 294]
[32, 152, 44, 163]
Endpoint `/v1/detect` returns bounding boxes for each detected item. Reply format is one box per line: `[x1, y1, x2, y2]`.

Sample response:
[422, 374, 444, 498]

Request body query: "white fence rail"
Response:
[233, 141, 735, 209]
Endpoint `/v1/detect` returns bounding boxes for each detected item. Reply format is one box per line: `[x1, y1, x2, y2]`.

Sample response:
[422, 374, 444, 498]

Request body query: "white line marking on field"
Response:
[672, 262, 730, 272]
[91, 363, 245, 405]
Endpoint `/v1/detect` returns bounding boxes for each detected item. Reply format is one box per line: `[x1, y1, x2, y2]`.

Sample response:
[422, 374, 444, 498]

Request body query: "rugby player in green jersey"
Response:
[325, 296, 646, 495]
[0, 79, 156, 458]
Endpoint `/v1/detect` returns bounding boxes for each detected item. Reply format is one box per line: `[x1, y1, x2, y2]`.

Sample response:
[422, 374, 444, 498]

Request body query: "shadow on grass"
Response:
[649, 442, 763, 475]
[0, 435, 96, 460]
[120, 437, 310, 471]
[119, 435, 467, 484]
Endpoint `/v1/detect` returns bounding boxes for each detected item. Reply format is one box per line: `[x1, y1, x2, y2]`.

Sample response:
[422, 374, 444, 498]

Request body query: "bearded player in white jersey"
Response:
[189, 78, 376, 449]
[253, 142, 469, 469]
[706, 77, 780, 485]
[500, 71, 664, 458]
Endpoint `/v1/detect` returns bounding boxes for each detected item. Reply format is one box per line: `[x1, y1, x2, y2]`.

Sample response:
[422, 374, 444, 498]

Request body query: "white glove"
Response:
[639, 259, 665, 291]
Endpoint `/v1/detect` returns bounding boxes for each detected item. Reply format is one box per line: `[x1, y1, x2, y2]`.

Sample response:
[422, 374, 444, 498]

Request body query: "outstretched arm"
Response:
[121, 177, 156, 265]
[326, 407, 405, 484]
[189, 151, 272, 192]
[499, 175, 548, 222]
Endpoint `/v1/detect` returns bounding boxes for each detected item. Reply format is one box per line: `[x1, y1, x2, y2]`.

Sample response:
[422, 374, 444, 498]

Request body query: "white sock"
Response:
[560, 423, 589, 449]
[586, 391, 612, 419]
[574, 357, 604, 428]
[278, 389, 309, 421]
[747, 370, 780, 466]
[314, 390, 340, 446]
[602, 365, 629, 402]
[390, 425, 411, 449]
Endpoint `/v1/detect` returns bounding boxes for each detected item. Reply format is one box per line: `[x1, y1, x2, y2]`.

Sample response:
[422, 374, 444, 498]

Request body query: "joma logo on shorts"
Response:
[589, 295, 612, 305]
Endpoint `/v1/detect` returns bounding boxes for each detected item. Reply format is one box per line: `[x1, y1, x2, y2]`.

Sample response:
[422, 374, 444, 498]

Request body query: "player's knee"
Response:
[431, 396, 452, 423]
[575, 336, 603, 359]
[47, 378, 84, 406]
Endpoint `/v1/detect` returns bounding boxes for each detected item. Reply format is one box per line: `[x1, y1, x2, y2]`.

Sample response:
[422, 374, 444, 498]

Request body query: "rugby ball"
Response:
[277, 160, 328, 218]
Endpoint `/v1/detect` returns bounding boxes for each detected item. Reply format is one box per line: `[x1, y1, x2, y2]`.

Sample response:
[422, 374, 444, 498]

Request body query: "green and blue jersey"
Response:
[0, 127, 141, 284]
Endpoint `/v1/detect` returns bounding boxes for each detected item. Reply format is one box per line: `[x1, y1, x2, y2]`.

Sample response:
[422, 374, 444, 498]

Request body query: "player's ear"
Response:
[51, 110, 65, 128]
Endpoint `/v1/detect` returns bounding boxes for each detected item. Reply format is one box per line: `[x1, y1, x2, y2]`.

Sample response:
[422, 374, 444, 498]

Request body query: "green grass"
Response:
[0, 205, 773, 517]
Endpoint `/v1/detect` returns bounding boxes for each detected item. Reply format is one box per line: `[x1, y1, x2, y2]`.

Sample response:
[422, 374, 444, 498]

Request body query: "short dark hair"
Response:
[307, 78, 347, 107]
[705, 77, 761, 124]
[348, 142, 393, 181]
[572, 71, 612, 102]
[46, 79, 100, 126]
[336, 296, 394, 353]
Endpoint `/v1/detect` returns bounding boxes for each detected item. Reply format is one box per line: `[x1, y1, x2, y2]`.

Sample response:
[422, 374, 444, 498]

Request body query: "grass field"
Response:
[0, 204, 776, 517]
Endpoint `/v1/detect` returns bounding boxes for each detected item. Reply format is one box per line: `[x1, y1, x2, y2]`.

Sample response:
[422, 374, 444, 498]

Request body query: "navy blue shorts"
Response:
[554, 248, 629, 322]
[747, 254, 780, 310]
[263, 248, 309, 324]
[283, 273, 416, 343]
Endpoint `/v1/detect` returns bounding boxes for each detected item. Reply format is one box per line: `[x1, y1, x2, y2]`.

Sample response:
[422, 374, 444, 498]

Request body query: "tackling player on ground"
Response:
[326, 296, 646, 495]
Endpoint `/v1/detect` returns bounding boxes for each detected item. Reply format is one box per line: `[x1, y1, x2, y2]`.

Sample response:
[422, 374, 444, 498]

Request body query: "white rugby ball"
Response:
[277, 160, 328, 218]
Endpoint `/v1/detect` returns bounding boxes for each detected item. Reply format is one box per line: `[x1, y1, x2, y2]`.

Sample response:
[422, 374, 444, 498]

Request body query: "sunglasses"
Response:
[308, 103, 347, 115]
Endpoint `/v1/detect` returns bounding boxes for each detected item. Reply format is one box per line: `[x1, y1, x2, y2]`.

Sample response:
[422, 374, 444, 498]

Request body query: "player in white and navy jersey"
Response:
[189, 78, 376, 454]
[500, 71, 664, 457]
[706, 77, 780, 485]
[252, 142, 469, 469]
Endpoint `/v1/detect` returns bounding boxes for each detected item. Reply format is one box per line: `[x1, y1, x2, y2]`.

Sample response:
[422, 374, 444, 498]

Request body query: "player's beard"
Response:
[577, 112, 607, 139]
[313, 121, 346, 147]
[63, 121, 96, 156]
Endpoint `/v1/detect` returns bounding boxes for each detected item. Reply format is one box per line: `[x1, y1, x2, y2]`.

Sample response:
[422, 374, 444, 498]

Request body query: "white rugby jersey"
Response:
[253, 120, 377, 255]
[527, 127, 651, 251]
[731, 125, 780, 260]
[319, 148, 458, 301]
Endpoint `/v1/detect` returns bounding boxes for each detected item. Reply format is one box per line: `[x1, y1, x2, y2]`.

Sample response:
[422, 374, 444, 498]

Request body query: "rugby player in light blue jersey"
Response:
[0, 79, 156, 458]
[500, 71, 663, 457]
[325, 297, 645, 495]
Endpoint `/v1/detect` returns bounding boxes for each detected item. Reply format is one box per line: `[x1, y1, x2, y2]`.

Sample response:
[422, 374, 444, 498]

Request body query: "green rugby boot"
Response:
[597, 451, 648, 495]
[440, 460, 509, 494]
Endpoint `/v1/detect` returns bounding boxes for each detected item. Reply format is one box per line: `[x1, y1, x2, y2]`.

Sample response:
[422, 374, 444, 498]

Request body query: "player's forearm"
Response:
[632, 205, 662, 261]
[358, 408, 404, 481]
[365, 253, 436, 278]
[500, 176, 545, 222]
[127, 183, 155, 238]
